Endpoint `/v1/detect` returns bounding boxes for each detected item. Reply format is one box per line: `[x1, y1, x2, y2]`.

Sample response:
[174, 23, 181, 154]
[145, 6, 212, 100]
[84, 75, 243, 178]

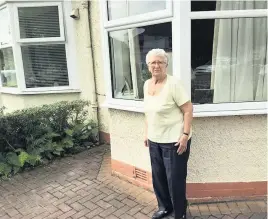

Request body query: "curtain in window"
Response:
[212, 0, 267, 103]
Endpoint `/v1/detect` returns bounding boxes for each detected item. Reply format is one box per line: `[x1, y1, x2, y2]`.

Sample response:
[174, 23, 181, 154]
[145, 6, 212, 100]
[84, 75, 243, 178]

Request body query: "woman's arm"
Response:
[180, 101, 193, 135]
[175, 101, 193, 154]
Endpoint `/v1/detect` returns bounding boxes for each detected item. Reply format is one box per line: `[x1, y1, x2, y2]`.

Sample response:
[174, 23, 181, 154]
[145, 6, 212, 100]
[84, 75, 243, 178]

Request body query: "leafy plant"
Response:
[0, 100, 98, 179]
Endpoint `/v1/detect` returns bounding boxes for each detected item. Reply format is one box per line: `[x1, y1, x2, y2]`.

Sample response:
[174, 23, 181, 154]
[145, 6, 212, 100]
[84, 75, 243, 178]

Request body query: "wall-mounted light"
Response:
[70, 8, 80, 20]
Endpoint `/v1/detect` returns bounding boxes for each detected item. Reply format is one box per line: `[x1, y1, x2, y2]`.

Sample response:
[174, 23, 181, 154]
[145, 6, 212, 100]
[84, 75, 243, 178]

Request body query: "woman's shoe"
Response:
[151, 209, 173, 219]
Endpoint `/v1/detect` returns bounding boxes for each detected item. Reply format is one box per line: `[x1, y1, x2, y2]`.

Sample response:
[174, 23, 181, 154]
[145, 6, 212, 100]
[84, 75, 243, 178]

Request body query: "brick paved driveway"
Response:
[0, 145, 267, 219]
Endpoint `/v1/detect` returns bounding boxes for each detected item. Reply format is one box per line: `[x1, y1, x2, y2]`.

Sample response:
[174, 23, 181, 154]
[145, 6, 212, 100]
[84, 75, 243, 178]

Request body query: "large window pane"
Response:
[18, 6, 60, 39]
[109, 22, 172, 100]
[191, 0, 267, 11]
[191, 17, 267, 104]
[107, 0, 166, 20]
[0, 7, 11, 45]
[0, 47, 17, 87]
[21, 44, 69, 88]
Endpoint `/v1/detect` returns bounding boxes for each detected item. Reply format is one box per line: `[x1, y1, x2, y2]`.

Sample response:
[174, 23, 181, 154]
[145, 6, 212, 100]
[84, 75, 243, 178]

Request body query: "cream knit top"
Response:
[144, 75, 192, 143]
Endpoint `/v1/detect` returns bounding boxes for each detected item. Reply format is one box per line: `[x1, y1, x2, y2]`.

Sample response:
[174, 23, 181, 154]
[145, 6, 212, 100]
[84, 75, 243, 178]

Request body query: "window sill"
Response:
[0, 88, 81, 95]
[101, 99, 267, 117]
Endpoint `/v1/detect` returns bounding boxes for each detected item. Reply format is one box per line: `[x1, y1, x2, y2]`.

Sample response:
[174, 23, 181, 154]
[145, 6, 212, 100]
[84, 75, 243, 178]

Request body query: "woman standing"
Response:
[144, 49, 193, 219]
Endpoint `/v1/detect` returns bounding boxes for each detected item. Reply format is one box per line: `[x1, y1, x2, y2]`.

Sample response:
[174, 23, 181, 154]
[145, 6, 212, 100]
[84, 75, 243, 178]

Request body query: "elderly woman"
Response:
[144, 49, 193, 219]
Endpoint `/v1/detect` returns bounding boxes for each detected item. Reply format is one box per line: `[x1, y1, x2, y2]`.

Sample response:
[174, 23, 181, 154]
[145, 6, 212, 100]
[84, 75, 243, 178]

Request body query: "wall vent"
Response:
[133, 167, 148, 182]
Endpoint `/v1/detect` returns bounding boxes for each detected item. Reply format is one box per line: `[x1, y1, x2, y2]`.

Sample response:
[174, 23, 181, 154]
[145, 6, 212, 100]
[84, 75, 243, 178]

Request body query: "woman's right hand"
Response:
[144, 138, 149, 147]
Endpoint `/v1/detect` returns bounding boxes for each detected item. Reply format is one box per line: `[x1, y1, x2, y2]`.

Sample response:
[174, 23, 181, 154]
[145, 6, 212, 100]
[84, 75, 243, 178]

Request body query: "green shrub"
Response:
[0, 100, 98, 179]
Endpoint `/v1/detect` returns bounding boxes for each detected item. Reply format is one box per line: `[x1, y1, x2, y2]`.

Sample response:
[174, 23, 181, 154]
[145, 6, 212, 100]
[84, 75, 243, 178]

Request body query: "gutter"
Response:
[82, 1, 99, 142]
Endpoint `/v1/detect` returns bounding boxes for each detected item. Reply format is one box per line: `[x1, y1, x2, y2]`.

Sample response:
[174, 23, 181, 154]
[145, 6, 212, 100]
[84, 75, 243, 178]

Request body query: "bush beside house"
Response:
[0, 100, 98, 179]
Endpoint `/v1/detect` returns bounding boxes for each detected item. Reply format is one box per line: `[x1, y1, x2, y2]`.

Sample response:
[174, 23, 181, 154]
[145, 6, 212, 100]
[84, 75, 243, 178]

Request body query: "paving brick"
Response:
[65, 196, 83, 205]
[250, 212, 267, 219]
[128, 204, 144, 216]
[189, 204, 201, 216]
[208, 203, 221, 215]
[57, 209, 76, 219]
[91, 193, 107, 203]
[122, 198, 138, 207]
[255, 201, 267, 212]
[84, 206, 104, 218]
[119, 214, 136, 219]
[1, 214, 11, 219]
[91, 216, 103, 219]
[83, 200, 98, 210]
[109, 199, 125, 208]
[236, 213, 253, 219]
[106, 215, 120, 219]
[99, 206, 117, 218]
[221, 215, 233, 219]
[116, 194, 128, 201]
[134, 212, 150, 219]
[71, 208, 91, 219]
[70, 202, 85, 211]
[141, 204, 156, 215]
[96, 199, 112, 209]
[198, 204, 211, 215]
[57, 203, 72, 212]
[217, 203, 231, 215]
[246, 201, 262, 212]
[236, 202, 252, 214]
[113, 205, 131, 217]
[226, 202, 241, 214]
[5, 207, 20, 217]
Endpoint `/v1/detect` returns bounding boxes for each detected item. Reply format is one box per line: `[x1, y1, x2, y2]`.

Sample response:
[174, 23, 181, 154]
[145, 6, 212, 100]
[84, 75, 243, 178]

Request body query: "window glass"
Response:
[18, 6, 60, 39]
[0, 7, 11, 45]
[0, 47, 17, 87]
[109, 22, 172, 100]
[191, 0, 267, 11]
[191, 17, 267, 104]
[107, 0, 166, 20]
[21, 44, 69, 88]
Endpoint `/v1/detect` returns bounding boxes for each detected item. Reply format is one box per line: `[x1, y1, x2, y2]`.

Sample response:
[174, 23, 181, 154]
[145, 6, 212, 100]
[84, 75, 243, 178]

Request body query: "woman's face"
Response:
[147, 55, 167, 77]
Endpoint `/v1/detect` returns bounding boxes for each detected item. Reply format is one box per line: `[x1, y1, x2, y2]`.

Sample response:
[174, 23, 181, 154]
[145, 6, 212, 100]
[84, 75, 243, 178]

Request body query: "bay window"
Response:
[0, 1, 77, 93]
[100, 0, 267, 116]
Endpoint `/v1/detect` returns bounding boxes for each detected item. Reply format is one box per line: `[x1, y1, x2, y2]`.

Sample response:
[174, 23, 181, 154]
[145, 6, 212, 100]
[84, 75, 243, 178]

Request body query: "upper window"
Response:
[107, 0, 166, 20]
[18, 6, 61, 39]
[0, 2, 76, 92]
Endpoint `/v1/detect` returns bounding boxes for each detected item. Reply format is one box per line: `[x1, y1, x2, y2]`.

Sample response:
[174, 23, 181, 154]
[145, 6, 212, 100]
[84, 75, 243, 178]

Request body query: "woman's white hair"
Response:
[146, 48, 168, 65]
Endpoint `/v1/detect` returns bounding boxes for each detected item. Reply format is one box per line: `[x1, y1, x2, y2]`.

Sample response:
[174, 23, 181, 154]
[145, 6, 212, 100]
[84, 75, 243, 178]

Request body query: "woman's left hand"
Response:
[174, 135, 188, 155]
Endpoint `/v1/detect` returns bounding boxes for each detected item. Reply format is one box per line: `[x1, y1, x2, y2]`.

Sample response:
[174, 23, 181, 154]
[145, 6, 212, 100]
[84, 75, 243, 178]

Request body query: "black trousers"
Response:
[149, 139, 191, 219]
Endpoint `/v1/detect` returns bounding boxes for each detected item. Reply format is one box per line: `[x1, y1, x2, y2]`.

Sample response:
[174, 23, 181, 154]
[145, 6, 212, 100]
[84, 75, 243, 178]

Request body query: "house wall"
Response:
[89, 0, 267, 200]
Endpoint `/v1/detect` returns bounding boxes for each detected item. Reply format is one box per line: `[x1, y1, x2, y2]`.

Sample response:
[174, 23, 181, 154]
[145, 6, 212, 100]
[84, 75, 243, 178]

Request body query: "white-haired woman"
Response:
[144, 49, 193, 219]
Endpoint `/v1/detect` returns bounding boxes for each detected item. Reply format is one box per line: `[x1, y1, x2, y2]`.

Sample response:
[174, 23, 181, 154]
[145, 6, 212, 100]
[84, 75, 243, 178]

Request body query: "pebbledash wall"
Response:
[89, 0, 267, 201]
[0, 0, 266, 201]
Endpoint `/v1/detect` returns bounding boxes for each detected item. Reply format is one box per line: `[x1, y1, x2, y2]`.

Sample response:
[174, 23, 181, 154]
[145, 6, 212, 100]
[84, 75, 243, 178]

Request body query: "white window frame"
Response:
[0, 1, 79, 94]
[100, 0, 267, 117]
